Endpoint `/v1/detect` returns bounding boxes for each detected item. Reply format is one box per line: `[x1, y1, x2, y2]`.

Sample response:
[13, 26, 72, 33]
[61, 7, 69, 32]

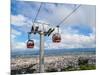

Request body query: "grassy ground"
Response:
[79, 64, 96, 70]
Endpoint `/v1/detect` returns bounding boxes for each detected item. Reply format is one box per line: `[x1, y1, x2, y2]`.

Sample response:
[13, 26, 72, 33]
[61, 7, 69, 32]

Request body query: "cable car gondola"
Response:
[52, 26, 61, 43]
[52, 33, 61, 43]
[27, 32, 34, 48]
[27, 39, 34, 48]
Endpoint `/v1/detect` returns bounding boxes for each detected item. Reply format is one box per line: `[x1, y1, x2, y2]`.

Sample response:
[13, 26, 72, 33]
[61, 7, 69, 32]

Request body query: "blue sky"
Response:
[11, 0, 96, 50]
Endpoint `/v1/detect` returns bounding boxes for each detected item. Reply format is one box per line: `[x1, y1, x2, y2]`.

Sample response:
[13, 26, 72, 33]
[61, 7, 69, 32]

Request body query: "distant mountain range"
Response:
[11, 48, 96, 58]
[12, 48, 96, 51]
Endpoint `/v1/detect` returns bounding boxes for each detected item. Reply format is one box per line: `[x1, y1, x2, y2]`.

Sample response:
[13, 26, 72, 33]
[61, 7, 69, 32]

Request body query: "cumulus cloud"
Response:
[62, 33, 95, 47]
[11, 28, 21, 40]
[11, 14, 32, 26]
[11, 42, 26, 50]
[11, 14, 60, 33]
[11, 28, 21, 35]
[44, 33, 95, 49]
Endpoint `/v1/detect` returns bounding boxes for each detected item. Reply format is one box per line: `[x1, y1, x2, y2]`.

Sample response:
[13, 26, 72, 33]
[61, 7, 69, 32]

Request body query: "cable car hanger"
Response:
[27, 2, 43, 48]
[33, 2, 43, 26]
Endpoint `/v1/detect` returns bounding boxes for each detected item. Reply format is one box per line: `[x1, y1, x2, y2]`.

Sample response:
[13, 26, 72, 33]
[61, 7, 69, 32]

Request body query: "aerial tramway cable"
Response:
[32, 2, 43, 33]
[33, 2, 43, 25]
[27, 2, 43, 48]
[57, 5, 81, 26]
[52, 5, 81, 43]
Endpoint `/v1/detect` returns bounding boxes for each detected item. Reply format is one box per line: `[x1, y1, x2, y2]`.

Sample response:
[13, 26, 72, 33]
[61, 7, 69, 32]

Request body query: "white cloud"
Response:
[11, 15, 26, 26]
[11, 29, 24, 50]
[11, 14, 32, 26]
[12, 42, 25, 49]
[11, 29, 21, 35]
[44, 33, 95, 49]
[11, 29, 21, 40]
[11, 31, 96, 50]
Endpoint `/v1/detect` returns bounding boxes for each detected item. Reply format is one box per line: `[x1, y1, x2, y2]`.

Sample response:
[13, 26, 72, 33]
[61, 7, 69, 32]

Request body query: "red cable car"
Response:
[27, 40, 34, 48]
[52, 33, 61, 43]
[27, 31, 34, 48]
[52, 26, 61, 43]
